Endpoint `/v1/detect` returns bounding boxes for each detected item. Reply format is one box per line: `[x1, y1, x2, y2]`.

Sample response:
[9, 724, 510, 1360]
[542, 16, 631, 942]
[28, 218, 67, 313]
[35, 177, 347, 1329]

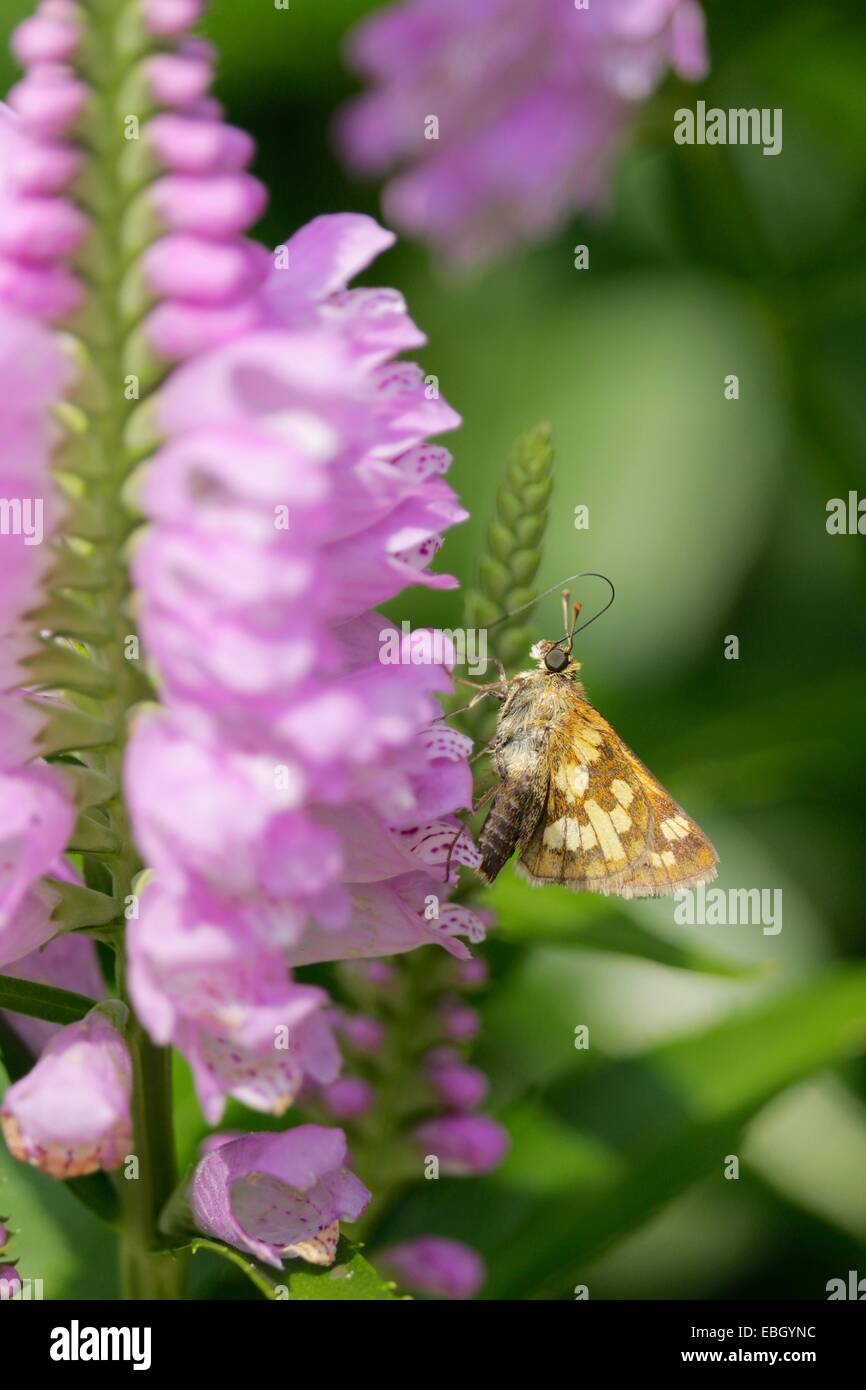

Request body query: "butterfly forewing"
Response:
[483, 674, 718, 898]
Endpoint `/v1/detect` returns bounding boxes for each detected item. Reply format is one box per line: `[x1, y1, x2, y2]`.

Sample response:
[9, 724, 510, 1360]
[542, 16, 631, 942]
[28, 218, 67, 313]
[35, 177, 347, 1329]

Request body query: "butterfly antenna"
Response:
[572, 575, 615, 635]
[558, 593, 582, 654]
[487, 572, 615, 636]
[568, 601, 582, 650]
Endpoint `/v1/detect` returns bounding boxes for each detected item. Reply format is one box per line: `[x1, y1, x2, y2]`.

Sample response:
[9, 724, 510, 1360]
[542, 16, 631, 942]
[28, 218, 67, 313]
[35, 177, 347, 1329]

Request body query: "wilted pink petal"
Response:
[190, 1126, 370, 1267]
[1, 1009, 132, 1178]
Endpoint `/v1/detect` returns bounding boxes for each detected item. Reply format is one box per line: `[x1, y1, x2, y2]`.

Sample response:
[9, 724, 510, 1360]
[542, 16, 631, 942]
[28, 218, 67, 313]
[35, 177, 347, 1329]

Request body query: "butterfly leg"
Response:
[454, 675, 497, 692]
[442, 781, 501, 883]
[434, 685, 499, 721]
[469, 735, 497, 765]
[472, 779, 501, 815]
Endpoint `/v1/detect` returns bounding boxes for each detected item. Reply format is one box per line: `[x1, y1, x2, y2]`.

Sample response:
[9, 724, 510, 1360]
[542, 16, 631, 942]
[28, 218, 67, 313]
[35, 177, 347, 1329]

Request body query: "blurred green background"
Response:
[1, 0, 865, 1300]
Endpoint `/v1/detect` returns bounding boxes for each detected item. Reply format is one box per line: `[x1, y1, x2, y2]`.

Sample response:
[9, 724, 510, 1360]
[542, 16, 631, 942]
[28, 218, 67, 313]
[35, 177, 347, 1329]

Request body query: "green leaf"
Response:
[483, 964, 866, 1298]
[0, 974, 98, 1026]
[187, 1237, 399, 1301]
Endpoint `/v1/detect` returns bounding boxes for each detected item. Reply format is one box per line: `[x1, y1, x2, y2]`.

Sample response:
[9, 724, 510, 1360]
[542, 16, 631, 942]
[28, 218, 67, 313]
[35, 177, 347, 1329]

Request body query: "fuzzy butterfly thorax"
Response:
[475, 651, 718, 898]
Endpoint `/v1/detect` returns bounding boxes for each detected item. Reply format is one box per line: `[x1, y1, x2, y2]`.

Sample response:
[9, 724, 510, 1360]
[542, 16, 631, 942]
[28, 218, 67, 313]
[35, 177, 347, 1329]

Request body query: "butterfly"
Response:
[469, 593, 718, 898]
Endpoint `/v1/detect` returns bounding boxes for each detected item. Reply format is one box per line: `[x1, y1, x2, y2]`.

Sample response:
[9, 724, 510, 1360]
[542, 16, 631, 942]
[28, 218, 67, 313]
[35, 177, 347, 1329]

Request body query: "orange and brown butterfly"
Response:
[470, 593, 718, 898]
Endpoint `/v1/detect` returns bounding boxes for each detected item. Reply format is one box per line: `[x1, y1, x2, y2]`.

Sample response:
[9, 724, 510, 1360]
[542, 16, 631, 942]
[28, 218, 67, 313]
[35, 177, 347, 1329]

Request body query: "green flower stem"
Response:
[121, 1017, 187, 1300]
[26, 0, 183, 1298]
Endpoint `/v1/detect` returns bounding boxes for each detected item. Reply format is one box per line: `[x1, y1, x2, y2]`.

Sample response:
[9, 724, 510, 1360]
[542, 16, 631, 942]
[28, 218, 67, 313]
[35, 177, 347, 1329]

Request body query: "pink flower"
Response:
[412, 1114, 509, 1175]
[322, 1076, 375, 1121]
[0, 926, 103, 1057]
[338, 0, 709, 264]
[190, 1126, 370, 1268]
[380, 1236, 485, 1299]
[0, 1265, 21, 1300]
[427, 1056, 488, 1111]
[333, 1011, 387, 1054]
[0, 285, 76, 991]
[127, 883, 340, 1124]
[0, 301, 66, 687]
[0, 765, 75, 968]
[1, 1008, 132, 1179]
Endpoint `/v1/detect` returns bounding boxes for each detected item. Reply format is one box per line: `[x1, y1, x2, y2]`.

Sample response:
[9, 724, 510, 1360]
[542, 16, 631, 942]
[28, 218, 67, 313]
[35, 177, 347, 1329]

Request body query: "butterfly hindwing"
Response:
[517, 694, 718, 898]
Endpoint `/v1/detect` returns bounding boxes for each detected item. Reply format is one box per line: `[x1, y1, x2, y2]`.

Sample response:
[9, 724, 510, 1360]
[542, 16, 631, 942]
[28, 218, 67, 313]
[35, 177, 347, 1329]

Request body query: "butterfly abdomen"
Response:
[477, 781, 540, 883]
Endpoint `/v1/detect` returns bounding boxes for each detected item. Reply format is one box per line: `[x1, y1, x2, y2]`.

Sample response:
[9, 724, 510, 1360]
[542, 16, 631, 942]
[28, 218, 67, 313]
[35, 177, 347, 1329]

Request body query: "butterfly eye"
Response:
[544, 647, 569, 673]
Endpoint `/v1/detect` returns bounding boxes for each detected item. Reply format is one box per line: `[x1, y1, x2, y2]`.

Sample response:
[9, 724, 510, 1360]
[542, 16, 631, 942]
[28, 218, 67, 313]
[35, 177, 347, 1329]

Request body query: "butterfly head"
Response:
[529, 590, 584, 675]
[530, 639, 581, 676]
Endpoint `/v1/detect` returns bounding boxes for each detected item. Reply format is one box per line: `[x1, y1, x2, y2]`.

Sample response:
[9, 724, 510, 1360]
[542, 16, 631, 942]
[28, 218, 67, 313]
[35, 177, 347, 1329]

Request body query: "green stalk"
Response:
[28, 0, 184, 1298]
[121, 1018, 187, 1300]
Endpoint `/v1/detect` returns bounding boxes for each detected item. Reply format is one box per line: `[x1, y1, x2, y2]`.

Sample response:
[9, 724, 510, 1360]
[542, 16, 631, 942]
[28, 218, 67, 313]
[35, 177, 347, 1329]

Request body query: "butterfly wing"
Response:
[517, 694, 718, 898]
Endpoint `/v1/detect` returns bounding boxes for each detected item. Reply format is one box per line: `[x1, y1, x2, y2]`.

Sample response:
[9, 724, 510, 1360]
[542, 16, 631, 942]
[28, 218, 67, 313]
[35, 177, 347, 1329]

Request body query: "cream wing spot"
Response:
[661, 816, 689, 841]
[543, 818, 566, 850]
[611, 778, 634, 807]
[574, 736, 603, 764]
[544, 817, 582, 851]
[584, 798, 626, 865]
[661, 850, 677, 867]
[580, 821, 598, 850]
[555, 763, 589, 799]
[609, 804, 631, 834]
